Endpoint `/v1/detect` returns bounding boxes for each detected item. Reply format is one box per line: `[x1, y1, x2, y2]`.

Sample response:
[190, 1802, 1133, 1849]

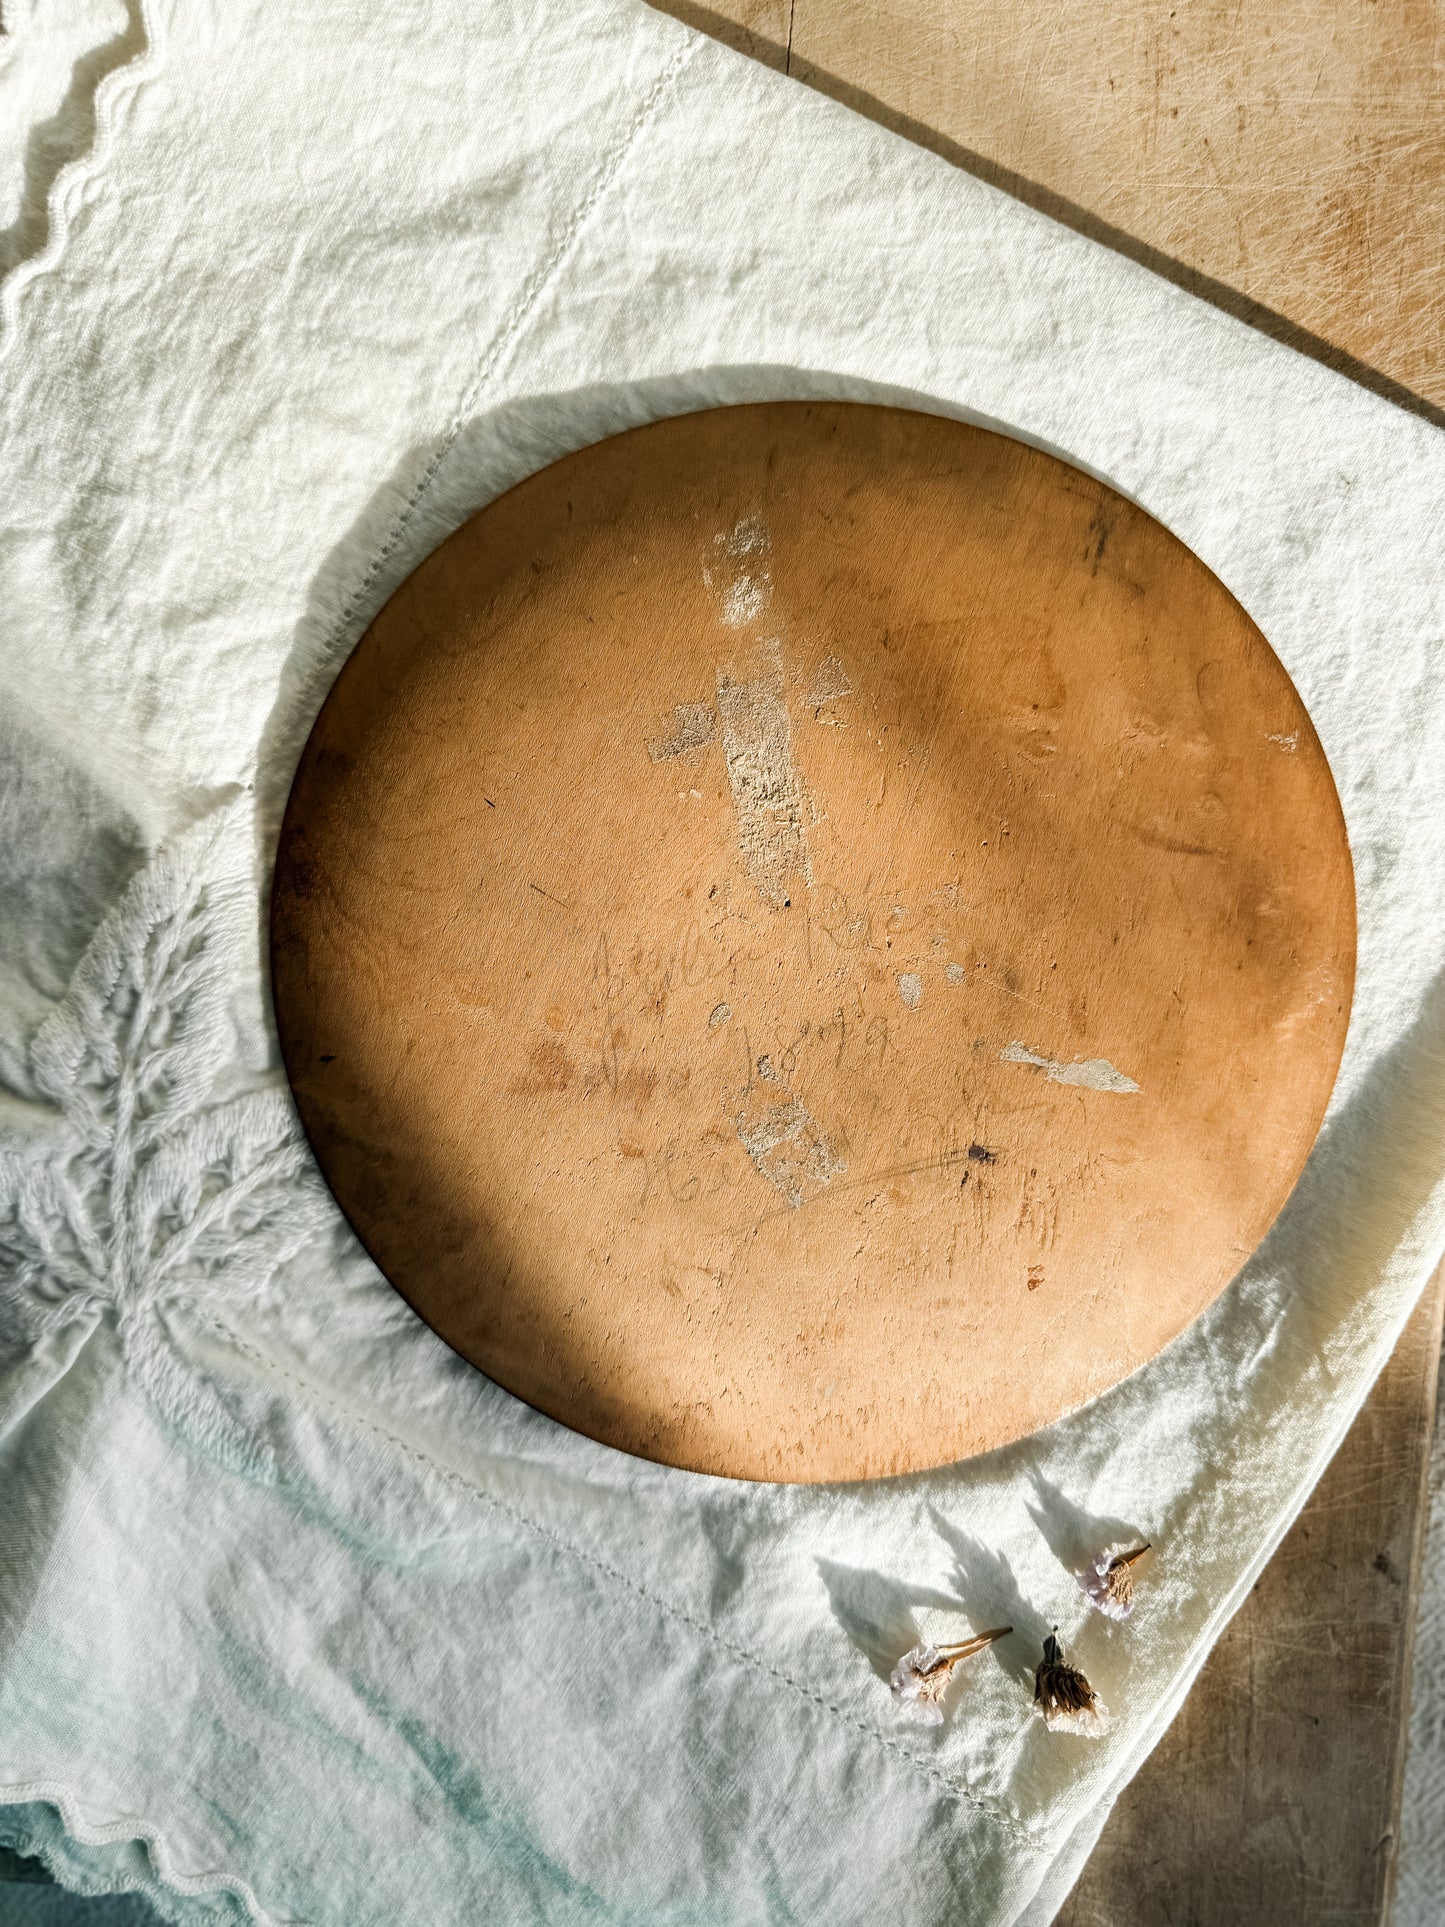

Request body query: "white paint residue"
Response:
[737, 1096, 846, 1208]
[945, 962, 967, 985]
[656, 505, 818, 904]
[716, 518, 771, 627]
[724, 516, 769, 558]
[1001, 1040, 1140, 1094]
[808, 654, 854, 705]
[899, 972, 923, 1009]
[715, 663, 812, 905]
[648, 701, 716, 761]
[1266, 730, 1300, 753]
[708, 1002, 732, 1030]
[722, 574, 769, 626]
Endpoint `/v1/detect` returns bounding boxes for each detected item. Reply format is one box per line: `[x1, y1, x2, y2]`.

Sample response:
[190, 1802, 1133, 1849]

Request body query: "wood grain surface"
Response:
[658, 0, 1445, 424]
[1058, 1264, 1445, 1927]
[273, 400, 1354, 1482]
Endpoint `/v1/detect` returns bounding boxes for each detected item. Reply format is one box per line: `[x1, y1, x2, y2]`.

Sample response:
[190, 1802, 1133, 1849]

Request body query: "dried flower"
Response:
[1077, 1544, 1151, 1621]
[1034, 1630, 1110, 1736]
[890, 1627, 1012, 1725]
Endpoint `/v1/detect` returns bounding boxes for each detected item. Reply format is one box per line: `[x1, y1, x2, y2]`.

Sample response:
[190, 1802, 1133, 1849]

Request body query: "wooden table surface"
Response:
[653, 2, 1445, 1917]
[662, 0, 1444, 427]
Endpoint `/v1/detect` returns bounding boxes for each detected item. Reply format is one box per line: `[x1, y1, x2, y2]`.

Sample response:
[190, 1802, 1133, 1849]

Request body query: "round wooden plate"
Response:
[272, 402, 1354, 1482]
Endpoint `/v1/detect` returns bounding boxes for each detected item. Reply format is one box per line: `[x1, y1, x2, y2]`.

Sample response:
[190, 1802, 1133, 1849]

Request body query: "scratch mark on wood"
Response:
[808, 652, 854, 707]
[754, 1144, 973, 1223]
[946, 957, 1057, 1019]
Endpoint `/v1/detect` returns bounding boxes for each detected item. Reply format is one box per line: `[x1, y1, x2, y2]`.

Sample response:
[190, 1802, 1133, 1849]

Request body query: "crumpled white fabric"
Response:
[2, 2, 1444, 1923]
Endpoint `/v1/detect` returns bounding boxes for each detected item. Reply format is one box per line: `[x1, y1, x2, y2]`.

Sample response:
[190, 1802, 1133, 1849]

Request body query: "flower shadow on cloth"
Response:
[815, 1557, 969, 1684]
[1023, 1469, 1144, 1580]
[926, 1509, 1048, 1691]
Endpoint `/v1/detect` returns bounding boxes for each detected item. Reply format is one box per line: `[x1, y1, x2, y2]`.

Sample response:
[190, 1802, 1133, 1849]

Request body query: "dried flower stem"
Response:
[927, 1628, 1015, 1668]
[1104, 1544, 1150, 1612]
[891, 1626, 1013, 1724]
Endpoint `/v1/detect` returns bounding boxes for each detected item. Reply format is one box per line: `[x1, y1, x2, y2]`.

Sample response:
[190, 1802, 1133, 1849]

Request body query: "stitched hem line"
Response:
[321, 29, 701, 662]
[203, 1310, 1047, 1853]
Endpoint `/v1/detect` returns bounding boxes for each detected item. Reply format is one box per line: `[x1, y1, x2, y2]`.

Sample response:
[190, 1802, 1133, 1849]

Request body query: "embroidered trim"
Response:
[0, 0, 159, 353]
[0, 802, 331, 1480]
[0, 1780, 282, 1925]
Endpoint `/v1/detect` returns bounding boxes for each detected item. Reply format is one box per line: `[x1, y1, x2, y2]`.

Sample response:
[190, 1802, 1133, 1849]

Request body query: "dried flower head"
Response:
[1034, 1631, 1110, 1736]
[1077, 1544, 1151, 1621]
[890, 1627, 1012, 1725]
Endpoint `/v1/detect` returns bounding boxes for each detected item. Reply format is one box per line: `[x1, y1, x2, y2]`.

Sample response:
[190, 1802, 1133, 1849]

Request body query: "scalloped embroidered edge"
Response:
[0, 1779, 285, 1925]
[0, 0, 159, 357]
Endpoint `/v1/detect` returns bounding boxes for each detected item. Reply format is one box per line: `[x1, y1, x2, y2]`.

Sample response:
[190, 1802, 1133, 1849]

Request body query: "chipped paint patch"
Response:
[708, 1002, 732, 1030]
[1266, 730, 1299, 752]
[899, 972, 923, 1009]
[737, 1095, 846, 1208]
[944, 961, 967, 985]
[716, 517, 771, 627]
[715, 662, 812, 905]
[809, 654, 853, 705]
[723, 516, 768, 558]
[648, 702, 716, 762]
[1001, 1040, 1140, 1093]
[722, 575, 769, 626]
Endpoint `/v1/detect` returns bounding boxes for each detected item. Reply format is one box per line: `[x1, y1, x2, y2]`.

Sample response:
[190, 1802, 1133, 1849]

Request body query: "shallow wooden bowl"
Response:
[271, 402, 1354, 1482]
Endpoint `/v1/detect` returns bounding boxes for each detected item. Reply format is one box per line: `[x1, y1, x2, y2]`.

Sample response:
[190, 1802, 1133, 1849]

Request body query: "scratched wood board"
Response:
[272, 400, 1354, 1483]
[656, 0, 1444, 423]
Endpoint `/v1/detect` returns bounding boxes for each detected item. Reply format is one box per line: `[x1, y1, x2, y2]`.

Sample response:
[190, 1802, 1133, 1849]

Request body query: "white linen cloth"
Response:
[3, 2, 1445, 1921]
